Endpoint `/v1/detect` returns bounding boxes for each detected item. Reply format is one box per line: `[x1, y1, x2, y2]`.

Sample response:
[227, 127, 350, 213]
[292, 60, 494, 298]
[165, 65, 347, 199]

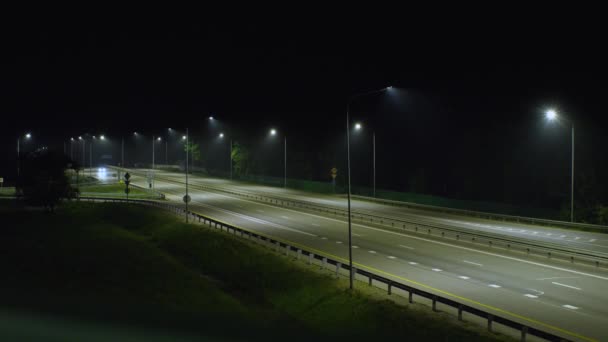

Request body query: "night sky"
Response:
[2, 18, 607, 214]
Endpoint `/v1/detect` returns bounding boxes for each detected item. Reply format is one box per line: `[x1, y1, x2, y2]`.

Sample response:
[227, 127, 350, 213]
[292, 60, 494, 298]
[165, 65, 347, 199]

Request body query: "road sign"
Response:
[331, 167, 338, 179]
[124, 172, 131, 181]
[183, 195, 191, 203]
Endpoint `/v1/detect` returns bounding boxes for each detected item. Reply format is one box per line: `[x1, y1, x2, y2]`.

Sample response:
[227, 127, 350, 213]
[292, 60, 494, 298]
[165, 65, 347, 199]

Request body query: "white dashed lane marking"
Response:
[463, 260, 483, 267]
[552, 282, 581, 290]
[281, 216, 289, 219]
[408, 262, 418, 265]
[352, 246, 359, 249]
[369, 250, 377, 254]
[387, 256, 396, 259]
[488, 284, 501, 288]
[352, 233, 363, 237]
[524, 294, 538, 298]
[458, 276, 470, 280]
[563, 305, 579, 310]
[311, 223, 320, 227]
[336, 241, 343, 244]
[432, 268, 442, 272]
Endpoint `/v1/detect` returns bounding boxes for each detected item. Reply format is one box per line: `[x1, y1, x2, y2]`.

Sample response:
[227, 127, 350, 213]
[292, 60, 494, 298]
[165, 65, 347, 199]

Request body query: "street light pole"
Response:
[89, 140, 92, 176]
[186, 128, 189, 223]
[571, 125, 575, 223]
[230, 138, 233, 180]
[17, 137, 20, 178]
[284, 136, 287, 188]
[373, 131, 376, 198]
[346, 86, 391, 290]
[121, 136, 124, 167]
[545, 109, 575, 223]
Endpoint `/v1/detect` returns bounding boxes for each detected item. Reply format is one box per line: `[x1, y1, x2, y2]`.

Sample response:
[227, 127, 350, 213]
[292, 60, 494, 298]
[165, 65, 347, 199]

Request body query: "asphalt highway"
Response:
[107, 169, 608, 341]
[132, 168, 608, 255]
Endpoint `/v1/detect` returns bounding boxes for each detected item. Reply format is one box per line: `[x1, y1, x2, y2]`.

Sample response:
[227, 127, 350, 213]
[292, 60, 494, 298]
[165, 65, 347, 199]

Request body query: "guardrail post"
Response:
[487, 314, 493, 332]
[297, 249, 301, 260]
[521, 326, 527, 342]
[388, 282, 392, 295]
[275, 241, 280, 252]
[458, 305, 463, 321]
[285, 244, 290, 256]
[308, 252, 314, 265]
[323, 257, 327, 269]
[432, 296, 437, 311]
[336, 262, 341, 276]
[368, 275, 372, 286]
[408, 290, 413, 303]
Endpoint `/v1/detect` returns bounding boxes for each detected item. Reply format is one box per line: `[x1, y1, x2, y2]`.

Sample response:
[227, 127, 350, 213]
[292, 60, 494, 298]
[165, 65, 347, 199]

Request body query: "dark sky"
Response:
[2, 17, 607, 212]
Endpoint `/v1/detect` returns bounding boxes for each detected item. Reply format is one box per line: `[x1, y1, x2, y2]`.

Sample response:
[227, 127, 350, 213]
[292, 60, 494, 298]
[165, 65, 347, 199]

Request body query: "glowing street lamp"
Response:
[545, 109, 557, 121]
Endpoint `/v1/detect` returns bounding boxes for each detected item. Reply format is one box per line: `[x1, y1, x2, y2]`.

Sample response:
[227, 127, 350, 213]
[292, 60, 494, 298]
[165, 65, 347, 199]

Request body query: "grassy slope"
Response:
[0, 201, 512, 341]
[78, 183, 158, 199]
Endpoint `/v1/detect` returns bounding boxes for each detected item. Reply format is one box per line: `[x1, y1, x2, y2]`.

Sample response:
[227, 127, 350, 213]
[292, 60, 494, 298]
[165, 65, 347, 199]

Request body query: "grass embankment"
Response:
[78, 183, 159, 199]
[0, 201, 513, 341]
[0, 187, 15, 196]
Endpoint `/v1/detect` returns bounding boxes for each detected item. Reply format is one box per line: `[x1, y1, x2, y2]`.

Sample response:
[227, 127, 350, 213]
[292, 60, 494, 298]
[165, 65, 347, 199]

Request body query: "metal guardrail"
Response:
[349, 194, 608, 233]
[79, 196, 575, 342]
[113, 167, 608, 269]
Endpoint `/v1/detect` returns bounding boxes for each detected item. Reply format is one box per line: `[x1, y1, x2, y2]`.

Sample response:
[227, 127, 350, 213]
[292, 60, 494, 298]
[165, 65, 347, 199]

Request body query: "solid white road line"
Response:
[463, 260, 483, 267]
[552, 282, 581, 290]
[311, 223, 320, 227]
[536, 276, 580, 281]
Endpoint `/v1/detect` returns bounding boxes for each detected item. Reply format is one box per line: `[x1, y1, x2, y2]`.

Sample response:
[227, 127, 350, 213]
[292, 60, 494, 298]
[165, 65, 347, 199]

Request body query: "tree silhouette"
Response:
[16, 150, 79, 212]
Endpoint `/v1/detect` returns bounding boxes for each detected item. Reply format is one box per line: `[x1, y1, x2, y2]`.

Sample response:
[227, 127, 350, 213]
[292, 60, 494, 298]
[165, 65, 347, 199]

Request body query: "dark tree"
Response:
[16, 150, 79, 212]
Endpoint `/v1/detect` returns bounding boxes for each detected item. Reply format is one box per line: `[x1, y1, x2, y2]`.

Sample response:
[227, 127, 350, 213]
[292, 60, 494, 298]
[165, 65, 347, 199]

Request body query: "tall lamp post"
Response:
[218, 133, 233, 179]
[353, 123, 378, 198]
[346, 86, 391, 290]
[269, 128, 287, 188]
[185, 128, 189, 223]
[545, 109, 575, 222]
[17, 132, 32, 178]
